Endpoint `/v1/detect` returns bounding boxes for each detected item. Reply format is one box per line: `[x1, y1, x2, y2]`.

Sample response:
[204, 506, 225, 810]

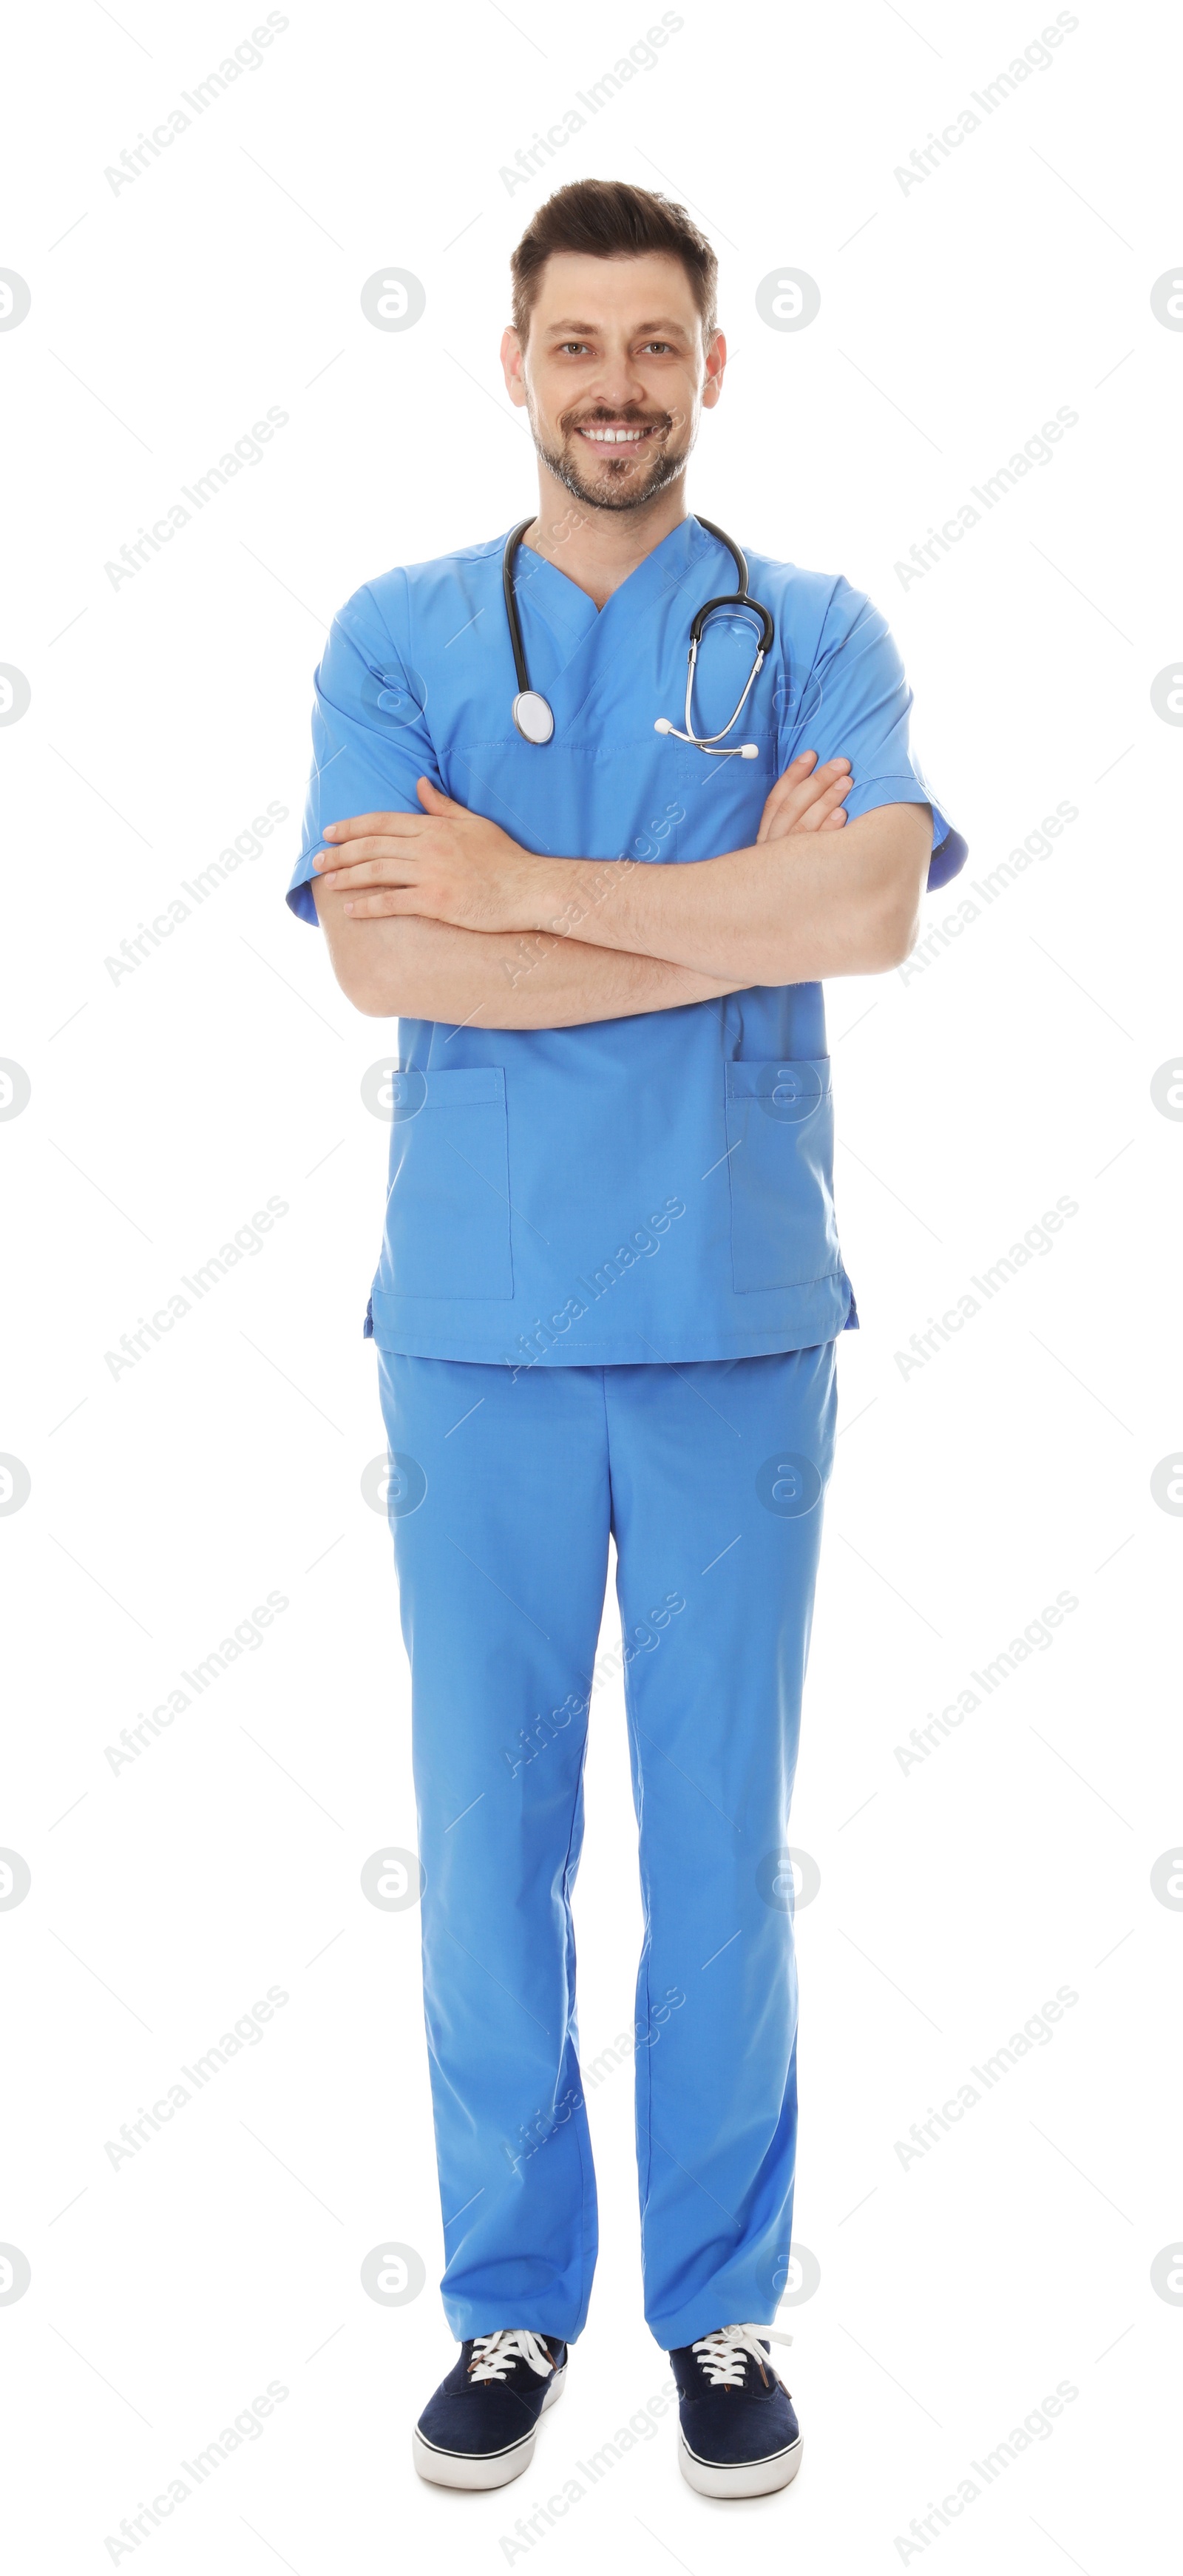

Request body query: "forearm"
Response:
[525, 811, 929, 983]
[312, 883, 745, 1027]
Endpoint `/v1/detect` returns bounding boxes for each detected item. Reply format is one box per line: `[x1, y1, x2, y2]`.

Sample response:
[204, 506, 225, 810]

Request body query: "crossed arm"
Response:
[310, 751, 931, 1028]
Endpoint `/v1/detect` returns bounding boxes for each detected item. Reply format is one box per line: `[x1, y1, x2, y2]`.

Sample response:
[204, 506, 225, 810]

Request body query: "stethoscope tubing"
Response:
[503, 516, 536, 697]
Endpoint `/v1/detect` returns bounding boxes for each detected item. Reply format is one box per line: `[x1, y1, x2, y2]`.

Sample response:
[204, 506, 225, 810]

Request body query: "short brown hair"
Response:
[510, 179, 718, 345]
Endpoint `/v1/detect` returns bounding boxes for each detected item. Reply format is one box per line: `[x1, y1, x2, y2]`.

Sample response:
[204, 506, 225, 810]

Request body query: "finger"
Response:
[761, 754, 850, 825]
[319, 859, 421, 890]
[340, 889, 426, 917]
[818, 807, 848, 831]
[757, 759, 851, 844]
[313, 832, 426, 873]
[759, 748, 819, 813]
[791, 779, 853, 834]
[780, 754, 850, 799]
[321, 810, 430, 843]
[770, 751, 850, 794]
[416, 776, 467, 814]
[316, 834, 409, 865]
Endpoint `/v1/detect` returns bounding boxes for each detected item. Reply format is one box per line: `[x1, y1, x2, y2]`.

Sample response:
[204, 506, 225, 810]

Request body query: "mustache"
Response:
[562, 407, 677, 436]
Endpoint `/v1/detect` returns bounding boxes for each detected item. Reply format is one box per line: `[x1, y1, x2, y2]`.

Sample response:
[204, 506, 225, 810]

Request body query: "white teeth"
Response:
[580, 427, 648, 444]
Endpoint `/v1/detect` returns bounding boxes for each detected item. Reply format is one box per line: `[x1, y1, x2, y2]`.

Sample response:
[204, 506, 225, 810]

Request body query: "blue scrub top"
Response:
[287, 517, 966, 1368]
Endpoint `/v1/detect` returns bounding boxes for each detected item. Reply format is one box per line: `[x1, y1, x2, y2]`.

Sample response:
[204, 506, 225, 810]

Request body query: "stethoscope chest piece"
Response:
[512, 689, 555, 746]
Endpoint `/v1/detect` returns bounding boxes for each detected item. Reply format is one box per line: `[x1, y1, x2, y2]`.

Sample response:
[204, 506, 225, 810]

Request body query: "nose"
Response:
[582, 348, 651, 413]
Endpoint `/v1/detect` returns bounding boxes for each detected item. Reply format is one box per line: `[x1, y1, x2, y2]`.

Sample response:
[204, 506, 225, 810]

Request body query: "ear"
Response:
[702, 330, 727, 410]
[501, 325, 529, 409]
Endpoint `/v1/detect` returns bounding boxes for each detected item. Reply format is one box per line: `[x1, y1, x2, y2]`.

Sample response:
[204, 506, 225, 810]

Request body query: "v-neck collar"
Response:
[512, 513, 717, 653]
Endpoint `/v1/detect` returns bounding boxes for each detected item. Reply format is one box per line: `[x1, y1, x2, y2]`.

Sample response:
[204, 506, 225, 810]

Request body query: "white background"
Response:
[2, 0, 1181, 2568]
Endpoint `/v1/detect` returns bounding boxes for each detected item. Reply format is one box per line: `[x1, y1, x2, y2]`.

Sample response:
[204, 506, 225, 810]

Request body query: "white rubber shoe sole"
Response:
[678, 2425, 803, 2499]
[412, 2362, 566, 2490]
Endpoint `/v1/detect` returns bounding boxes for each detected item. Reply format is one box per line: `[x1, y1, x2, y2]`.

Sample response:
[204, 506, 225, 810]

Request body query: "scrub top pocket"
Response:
[725, 1058, 840, 1294]
[384, 1066, 513, 1300]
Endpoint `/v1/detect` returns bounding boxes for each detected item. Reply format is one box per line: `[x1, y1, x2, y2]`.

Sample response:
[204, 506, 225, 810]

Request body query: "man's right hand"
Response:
[756, 749, 850, 845]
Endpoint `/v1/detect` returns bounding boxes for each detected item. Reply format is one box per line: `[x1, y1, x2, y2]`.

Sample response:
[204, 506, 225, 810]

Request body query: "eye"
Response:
[558, 340, 589, 355]
[642, 340, 675, 354]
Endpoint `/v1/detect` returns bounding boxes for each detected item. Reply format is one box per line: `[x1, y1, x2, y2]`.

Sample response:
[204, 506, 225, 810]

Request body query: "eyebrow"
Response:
[542, 317, 692, 337]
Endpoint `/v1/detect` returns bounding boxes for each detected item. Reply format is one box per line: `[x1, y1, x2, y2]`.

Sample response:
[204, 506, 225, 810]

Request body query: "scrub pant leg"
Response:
[376, 1343, 836, 2353]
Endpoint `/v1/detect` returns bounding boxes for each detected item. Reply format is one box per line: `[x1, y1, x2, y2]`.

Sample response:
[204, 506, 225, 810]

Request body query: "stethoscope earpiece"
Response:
[654, 718, 759, 758]
[502, 516, 776, 759]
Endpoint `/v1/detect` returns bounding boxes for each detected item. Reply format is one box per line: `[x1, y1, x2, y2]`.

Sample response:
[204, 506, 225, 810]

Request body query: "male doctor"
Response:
[288, 179, 966, 2501]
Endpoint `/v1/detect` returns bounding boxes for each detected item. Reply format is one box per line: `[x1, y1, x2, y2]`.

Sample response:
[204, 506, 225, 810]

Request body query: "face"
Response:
[501, 251, 725, 516]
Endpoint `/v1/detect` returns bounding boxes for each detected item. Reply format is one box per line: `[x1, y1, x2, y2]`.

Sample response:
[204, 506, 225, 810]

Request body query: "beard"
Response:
[530, 406, 694, 515]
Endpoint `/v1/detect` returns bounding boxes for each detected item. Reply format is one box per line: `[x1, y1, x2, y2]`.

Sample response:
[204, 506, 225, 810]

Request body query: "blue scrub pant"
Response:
[376, 1344, 837, 2353]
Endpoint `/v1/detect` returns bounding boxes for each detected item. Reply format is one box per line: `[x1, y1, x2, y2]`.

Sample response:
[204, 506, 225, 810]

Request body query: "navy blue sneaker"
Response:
[670, 2325, 801, 2497]
[412, 2330, 568, 2489]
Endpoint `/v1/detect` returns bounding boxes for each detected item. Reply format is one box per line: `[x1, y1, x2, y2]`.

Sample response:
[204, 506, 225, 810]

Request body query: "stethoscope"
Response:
[503, 515, 775, 760]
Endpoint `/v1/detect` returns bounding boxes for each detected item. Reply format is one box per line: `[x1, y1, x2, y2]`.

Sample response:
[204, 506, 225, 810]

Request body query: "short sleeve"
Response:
[782, 578, 967, 892]
[285, 575, 441, 924]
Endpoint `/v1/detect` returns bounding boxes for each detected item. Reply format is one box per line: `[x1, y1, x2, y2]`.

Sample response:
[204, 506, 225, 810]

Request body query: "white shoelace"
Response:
[691, 2324, 793, 2388]
[468, 2330, 556, 2384]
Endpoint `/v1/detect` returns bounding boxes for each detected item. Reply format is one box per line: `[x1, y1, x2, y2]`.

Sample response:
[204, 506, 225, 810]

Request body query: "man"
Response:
[287, 179, 966, 2501]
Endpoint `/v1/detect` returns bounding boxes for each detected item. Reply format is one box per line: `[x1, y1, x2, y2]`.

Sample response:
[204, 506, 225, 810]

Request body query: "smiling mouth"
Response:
[574, 421, 662, 449]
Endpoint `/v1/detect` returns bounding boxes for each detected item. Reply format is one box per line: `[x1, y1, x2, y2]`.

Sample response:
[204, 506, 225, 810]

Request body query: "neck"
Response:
[523, 466, 690, 609]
